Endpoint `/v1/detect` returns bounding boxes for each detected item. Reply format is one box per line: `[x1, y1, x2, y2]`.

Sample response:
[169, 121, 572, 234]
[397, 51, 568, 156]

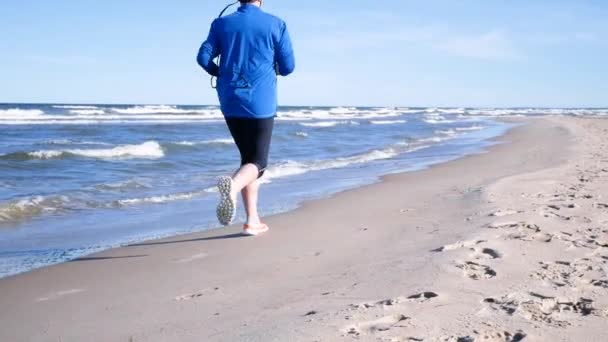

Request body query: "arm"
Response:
[197, 20, 221, 77]
[274, 21, 295, 76]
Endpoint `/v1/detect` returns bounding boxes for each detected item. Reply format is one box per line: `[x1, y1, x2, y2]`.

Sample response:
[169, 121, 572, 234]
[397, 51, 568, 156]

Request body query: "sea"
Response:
[0, 103, 606, 278]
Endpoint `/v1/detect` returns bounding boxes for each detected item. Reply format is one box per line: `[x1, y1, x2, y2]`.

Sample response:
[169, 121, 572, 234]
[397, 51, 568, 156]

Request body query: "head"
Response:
[239, 0, 262, 7]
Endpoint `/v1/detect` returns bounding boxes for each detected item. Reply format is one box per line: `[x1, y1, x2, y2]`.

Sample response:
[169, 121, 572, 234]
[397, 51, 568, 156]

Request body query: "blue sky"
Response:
[1, 0, 607, 107]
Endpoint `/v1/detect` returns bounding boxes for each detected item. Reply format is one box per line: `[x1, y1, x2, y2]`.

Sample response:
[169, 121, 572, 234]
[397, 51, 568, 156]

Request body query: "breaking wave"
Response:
[2, 141, 165, 160]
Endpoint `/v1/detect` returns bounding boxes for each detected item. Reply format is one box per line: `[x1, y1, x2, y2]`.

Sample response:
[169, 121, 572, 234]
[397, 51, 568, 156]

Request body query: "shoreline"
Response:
[2, 116, 607, 341]
[0, 118, 511, 279]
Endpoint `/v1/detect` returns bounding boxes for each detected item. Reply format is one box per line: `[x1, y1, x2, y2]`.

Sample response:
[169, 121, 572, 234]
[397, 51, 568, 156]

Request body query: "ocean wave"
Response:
[455, 125, 485, 131]
[418, 136, 449, 143]
[94, 179, 150, 192]
[277, 107, 403, 121]
[299, 121, 359, 128]
[294, 132, 308, 137]
[53, 105, 100, 109]
[263, 147, 400, 182]
[0, 195, 71, 224]
[0, 108, 45, 118]
[69, 109, 106, 115]
[115, 191, 205, 206]
[0, 118, 226, 125]
[171, 138, 233, 146]
[435, 125, 485, 136]
[44, 139, 113, 146]
[436, 129, 457, 136]
[110, 105, 221, 116]
[370, 120, 407, 125]
[3, 141, 165, 160]
[1, 105, 225, 125]
[424, 119, 456, 124]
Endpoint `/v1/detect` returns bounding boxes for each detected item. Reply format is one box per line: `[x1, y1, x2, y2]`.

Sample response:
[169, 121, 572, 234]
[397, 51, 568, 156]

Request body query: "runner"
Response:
[197, 0, 295, 235]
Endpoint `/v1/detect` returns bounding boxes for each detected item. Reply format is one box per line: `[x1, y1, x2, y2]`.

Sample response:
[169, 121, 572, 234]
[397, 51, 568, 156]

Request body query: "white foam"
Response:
[299, 121, 358, 128]
[299, 121, 340, 128]
[455, 125, 485, 131]
[116, 191, 204, 206]
[173, 138, 233, 146]
[277, 107, 403, 121]
[418, 136, 448, 143]
[69, 109, 105, 115]
[439, 108, 466, 114]
[424, 119, 456, 124]
[0, 109, 45, 118]
[329, 107, 357, 114]
[437, 129, 457, 136]
[28, 150, 64, 159]
[0, 105, 225, 125]
[110, 105, 220, 116]
[28, 141, 165, 160]
[94, 179, 150, 192]
[370, 120, 407, 125]
[3, 107, 608, 125]
[263, 147, 399, 183]
[0, 195, 70, 223]
[53, 105, 100, 109]
[45, 139, 112, 146]
[295, 132, 308, 137]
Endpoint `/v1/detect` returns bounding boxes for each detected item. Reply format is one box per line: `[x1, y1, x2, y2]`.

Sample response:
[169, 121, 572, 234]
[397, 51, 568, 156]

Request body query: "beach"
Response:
[1, 116, 608, 341]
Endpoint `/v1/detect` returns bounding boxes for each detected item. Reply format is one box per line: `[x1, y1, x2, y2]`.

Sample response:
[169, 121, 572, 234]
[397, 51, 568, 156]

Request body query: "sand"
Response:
[1, 116, 607, 341]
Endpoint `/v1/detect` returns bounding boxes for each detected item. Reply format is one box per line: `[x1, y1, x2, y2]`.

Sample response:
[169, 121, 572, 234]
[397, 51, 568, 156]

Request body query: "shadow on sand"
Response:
[126, 232, 247, 248]
[69, 255, 148, 262]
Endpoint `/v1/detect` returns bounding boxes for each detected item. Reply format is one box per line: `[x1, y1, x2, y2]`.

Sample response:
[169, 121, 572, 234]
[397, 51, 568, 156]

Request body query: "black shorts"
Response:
[225, 117, 274, 178]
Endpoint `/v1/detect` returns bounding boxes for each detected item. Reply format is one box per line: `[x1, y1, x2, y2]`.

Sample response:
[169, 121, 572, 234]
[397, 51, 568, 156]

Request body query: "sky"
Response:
[1, 0, 607, 107]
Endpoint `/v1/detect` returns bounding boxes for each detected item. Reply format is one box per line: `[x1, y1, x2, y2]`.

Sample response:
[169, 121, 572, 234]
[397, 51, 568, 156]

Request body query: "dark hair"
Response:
[239, 0, 257, 3]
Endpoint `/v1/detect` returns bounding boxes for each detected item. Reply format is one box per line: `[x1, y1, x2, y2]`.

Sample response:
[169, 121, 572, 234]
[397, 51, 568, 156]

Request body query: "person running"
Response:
[197, 0, 295, 236]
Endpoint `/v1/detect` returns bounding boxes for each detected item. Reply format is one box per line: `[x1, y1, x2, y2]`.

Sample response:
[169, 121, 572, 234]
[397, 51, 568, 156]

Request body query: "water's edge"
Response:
[0, 119, 520, 279]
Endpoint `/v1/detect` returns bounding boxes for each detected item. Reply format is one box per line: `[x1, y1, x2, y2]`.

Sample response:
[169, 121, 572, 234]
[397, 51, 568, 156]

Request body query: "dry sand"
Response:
[1, 117, 607, 341]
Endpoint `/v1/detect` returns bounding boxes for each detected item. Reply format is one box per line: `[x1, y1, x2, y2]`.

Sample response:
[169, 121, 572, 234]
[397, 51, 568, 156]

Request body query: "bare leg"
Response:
[230, 163, 262, 224]
[231, 163, 259, 194]
[241, 179, 261, 225]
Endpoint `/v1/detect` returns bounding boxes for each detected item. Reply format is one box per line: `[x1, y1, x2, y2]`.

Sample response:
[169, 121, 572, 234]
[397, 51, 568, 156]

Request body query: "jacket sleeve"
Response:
[274, 21, 295, 76]
[197, 20, 221, 77]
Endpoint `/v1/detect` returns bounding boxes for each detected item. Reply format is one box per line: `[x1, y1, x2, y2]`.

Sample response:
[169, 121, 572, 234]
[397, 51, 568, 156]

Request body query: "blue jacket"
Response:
[197, 4, 295, 119]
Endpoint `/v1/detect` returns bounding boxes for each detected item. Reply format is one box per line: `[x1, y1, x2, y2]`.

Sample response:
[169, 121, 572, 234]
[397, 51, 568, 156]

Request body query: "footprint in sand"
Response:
[470, 247, 502, 260]
[473, 327, 527, 342]
[489, 209, 523, 217]
[483, 292, 596, 327]
[432, 240, 486, 253]
[557, 229, 607, 249]
[540, 209, 575, 221]
[406, 291, 439, 302]
[562, 193, 593, 200]
[456, 261, 497, 280]
[341, 293, 439, 339]
[546, 203, 579, 211]
[440, 329, 526, 342]
[37, 289, 85, 302]
[489, 221, 553, 243]
[488, 221, 540, 231]
[348, 292, 439, 310]
[594, 203, 608, 210]
[440, 336, 474, 342]
[532, 258, 608, 289]
[343, 314, 410, 337]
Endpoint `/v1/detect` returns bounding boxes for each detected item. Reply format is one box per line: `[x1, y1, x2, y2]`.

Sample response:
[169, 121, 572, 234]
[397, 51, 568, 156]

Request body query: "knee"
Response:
[256, 166, 266, 179]
[254, 160, 268, 179]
